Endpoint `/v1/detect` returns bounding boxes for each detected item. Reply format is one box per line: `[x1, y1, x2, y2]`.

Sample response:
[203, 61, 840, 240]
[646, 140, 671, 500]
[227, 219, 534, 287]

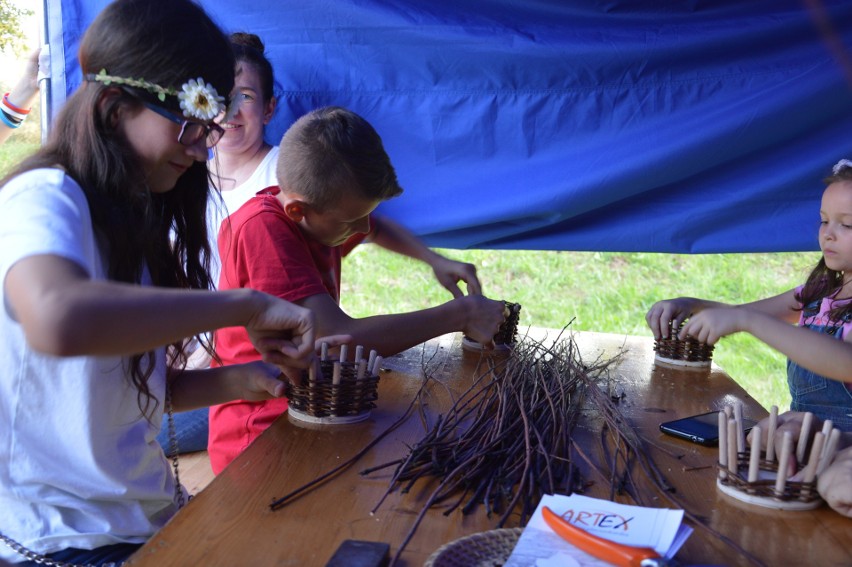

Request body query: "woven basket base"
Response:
[424, 528, 522, 567]
[717, 478, 822, 511]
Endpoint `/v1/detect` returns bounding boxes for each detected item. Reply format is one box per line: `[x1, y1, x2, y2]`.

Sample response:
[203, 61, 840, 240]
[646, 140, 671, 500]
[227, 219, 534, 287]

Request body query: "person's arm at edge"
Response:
[0, 48, 41, 145]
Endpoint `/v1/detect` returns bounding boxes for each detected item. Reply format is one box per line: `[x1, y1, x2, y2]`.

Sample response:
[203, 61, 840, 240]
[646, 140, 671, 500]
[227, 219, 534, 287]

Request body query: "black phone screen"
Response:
[660, 410, 757, 446]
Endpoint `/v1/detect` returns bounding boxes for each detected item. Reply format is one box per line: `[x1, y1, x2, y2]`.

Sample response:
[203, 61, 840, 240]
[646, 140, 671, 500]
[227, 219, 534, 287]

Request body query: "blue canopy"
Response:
[43, 0, 852, 252]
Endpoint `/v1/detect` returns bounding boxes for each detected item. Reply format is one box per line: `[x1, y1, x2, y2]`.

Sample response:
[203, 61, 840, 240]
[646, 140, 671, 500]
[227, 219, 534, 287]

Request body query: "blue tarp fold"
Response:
[43, 0, 852, 252]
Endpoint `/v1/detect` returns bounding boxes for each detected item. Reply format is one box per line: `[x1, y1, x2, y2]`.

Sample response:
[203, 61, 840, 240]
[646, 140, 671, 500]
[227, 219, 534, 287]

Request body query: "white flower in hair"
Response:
[832, 159, 852, 175]
[178, 78, 225, 121]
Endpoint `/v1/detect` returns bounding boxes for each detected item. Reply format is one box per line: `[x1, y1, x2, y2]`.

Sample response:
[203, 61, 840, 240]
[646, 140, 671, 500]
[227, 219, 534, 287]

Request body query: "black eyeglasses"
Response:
[141, 101, 225, 148]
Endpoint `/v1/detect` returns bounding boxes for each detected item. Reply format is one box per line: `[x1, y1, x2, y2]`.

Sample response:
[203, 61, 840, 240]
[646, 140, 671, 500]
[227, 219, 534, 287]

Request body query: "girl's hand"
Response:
[460, 295, 506, 347]
[234, 361, 289, 401]
[678, 306, 743, 345]
[431, 256, 482, 297]
[645, 297, 699, 339]
[818, 446, 852, 518]
[284, 334, 354, 386]
[245, 293, 316, 369]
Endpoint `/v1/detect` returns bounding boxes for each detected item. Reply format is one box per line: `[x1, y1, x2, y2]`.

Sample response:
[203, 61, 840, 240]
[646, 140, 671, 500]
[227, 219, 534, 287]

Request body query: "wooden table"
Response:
[128, 331, 852, 566]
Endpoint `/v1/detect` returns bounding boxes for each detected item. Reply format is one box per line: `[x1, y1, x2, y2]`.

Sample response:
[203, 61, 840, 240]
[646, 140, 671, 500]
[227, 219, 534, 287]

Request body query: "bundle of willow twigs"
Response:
[367, 330, 618, 528]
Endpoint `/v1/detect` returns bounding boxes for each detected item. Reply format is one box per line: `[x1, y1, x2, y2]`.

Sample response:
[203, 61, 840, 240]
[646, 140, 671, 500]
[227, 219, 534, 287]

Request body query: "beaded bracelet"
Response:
[3, 92, 31, 116]
[0, 109, 21, 129]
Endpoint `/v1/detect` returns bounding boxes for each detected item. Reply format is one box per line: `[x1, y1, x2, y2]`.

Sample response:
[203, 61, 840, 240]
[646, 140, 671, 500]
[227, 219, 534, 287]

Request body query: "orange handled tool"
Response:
[541, 506, 667, 567]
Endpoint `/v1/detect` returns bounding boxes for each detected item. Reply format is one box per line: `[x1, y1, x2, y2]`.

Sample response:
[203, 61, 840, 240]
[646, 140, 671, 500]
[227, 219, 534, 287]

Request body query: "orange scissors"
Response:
[542, 506, 671, 567]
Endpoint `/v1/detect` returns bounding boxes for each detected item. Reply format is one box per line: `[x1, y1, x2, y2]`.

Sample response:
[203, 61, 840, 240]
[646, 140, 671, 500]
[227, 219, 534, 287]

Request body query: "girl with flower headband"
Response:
[0, 0, 336, 564]
[647, 159, 852, 434]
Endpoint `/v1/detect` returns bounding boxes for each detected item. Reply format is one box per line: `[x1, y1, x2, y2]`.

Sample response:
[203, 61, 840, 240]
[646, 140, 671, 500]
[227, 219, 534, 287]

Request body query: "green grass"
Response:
[0, 111, 809, 413]
[342, 245, 814, 413]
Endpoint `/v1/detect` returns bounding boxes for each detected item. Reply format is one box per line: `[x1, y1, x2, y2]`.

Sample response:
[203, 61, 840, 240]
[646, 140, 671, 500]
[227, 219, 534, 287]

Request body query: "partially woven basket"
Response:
[463, 301, 522, 353]
[284, 360, 379, 424]
[653, 320, 714, 368]
[424, 528, 523, 567]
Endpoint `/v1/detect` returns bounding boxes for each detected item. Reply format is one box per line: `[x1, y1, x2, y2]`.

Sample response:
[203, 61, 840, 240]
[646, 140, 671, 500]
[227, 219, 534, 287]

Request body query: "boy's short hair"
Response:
[277, 106, 404, 211]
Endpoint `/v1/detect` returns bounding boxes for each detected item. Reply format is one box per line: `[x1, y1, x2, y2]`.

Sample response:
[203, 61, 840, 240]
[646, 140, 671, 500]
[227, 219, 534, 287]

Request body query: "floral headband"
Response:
[832, 159, 852, 175]
[86, 69, 226, 121]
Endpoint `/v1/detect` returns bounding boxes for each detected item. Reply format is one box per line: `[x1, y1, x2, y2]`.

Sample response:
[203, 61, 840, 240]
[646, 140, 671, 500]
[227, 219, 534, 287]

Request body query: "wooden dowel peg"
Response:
[308, 359, 318, 382]
[817, 428, 841, 476]
[367, 350, 377, 374]
[372, 355, 383, 376]
[796, 412, 814, 463]
[332, 361, 341, 385]
[734, 402, 746, 453]
[355, 345, 364, 363]
[321, 342, 329, 361]
[356, 359, 367, 380]
[775, 431, 793, 496]
[802, 431, 825, 486]
[718, 410, 728, 479]
[727, 418, 738, 476]
[748, 425, 762, 484]
[766, 405, 778, 463]
[339, 344, 348, 364]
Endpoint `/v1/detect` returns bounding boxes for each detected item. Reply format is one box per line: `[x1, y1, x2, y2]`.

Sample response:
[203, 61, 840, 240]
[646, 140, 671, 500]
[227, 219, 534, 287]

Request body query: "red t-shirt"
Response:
[208, 186, 369, 474]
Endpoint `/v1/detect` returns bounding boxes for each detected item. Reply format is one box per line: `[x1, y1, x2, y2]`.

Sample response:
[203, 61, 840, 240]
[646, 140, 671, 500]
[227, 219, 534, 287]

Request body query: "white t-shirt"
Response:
[207, 146, 280, 287]
[0, 169, 177, 562]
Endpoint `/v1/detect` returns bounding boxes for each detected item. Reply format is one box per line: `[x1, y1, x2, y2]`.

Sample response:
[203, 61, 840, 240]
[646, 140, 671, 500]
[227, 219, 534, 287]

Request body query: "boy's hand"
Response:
[431, 256, 482, 297]
[460, 295, 505, 346]
[245, 292, 316, 370]
[819, 446, 852, 518]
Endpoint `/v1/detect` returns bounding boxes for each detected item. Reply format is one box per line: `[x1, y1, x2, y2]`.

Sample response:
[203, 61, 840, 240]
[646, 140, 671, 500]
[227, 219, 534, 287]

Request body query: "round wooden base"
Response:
[461, 336, 512, 353]
[287, 407, 371, 426]
[654, 353, 711, 369]
[716, 478, 822, 511]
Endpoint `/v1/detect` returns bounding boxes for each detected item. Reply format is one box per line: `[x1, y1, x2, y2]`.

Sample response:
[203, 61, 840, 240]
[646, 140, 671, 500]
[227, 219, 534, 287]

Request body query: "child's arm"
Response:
[0, 48, 41, 145]
[298, 291, 505, 356]
[368, 216, 482, 296]
[680, 302, 852, 383]
[5, 254, 315, 368]
[646, 289, 799, 339]
[169, 361, 285, 411]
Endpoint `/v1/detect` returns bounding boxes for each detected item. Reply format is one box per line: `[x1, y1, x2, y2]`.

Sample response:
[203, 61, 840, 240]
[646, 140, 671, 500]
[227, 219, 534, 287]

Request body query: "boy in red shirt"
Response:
[209, 106, 506, 473]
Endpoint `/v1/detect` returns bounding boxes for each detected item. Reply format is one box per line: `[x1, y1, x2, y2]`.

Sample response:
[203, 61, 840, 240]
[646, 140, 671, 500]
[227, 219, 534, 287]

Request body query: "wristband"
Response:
[3, 92, 31, 115]
[0, 99, 28, 122]
[0, 110, 21, 129]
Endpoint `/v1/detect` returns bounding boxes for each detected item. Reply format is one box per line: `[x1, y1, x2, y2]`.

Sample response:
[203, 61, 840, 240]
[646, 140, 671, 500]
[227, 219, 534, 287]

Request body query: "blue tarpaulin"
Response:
[42, 0, 852, 252]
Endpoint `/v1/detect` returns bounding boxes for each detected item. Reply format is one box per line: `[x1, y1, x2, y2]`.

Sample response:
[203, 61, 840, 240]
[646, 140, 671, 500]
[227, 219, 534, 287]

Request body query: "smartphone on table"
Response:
[660, 410, 757, 447]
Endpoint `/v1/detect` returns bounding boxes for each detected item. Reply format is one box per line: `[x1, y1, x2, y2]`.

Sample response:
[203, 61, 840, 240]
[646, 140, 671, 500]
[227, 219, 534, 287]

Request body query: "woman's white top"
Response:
[208, 145, 280, 286]
[0, 168, 177, 561]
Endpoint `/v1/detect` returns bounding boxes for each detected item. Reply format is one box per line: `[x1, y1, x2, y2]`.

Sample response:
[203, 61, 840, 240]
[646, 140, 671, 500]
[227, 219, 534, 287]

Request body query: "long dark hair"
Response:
[1, 0, 234, 415]
[797, 162, 852, 322]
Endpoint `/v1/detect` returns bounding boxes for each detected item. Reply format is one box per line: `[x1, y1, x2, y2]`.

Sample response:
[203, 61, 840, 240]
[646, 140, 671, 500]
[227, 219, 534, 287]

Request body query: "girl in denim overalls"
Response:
[647, 159, 852, 432]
